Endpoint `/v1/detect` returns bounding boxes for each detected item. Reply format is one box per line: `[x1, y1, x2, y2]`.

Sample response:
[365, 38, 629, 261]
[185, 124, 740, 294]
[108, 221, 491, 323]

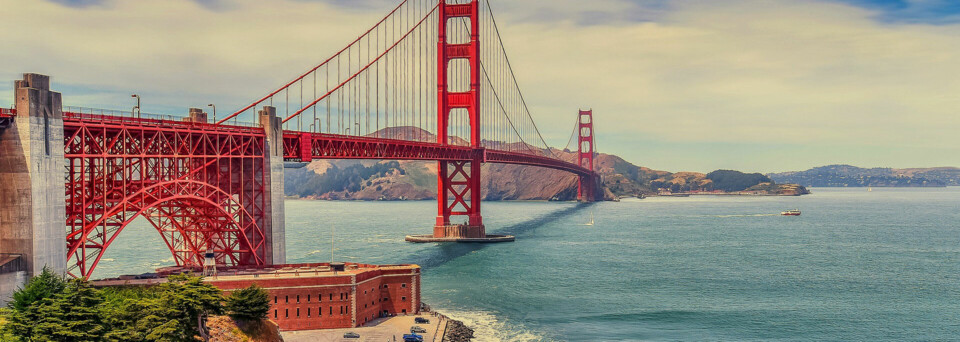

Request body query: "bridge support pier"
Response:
[259, 106, 286, 264]
[0, 74, 67, 305]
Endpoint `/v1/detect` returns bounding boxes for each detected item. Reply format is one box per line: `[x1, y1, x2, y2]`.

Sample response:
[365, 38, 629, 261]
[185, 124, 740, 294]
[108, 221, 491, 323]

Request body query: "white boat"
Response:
[780, 209, 801, 216]
[585, 212, 595, 226]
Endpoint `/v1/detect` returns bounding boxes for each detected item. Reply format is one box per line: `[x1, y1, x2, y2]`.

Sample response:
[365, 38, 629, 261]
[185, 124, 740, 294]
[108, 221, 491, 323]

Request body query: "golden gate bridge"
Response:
[0, 0, 600, 280]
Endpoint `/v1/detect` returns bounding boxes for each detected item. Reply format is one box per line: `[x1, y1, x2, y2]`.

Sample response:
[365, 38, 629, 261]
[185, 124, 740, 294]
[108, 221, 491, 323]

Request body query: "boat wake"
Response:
[709, 214, 780, 218]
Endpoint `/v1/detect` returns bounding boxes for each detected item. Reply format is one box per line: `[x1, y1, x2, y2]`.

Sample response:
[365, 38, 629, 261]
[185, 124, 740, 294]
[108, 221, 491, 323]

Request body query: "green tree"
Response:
[101, 287, 180, 342]
[6, 267, 66, 312]
[0, 308, 19, 342]
[3, 267, 67, 339]
[29, 279, 105, 341]
[225, 284, 270, 322]
[155, 274, 224, 339]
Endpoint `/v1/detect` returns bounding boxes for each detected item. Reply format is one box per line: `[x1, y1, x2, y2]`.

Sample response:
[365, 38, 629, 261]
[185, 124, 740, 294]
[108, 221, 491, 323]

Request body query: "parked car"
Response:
[403, 333, 424, 342]
[415, 317, 430, 324]
[343, 332, 360, 338]
[410, 326, 427, 333]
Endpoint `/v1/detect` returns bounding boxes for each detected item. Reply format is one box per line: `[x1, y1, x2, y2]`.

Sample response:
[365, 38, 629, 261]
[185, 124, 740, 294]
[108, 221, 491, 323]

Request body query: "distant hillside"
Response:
[284, 127, 808, 200]
[767, 165, 960, 187]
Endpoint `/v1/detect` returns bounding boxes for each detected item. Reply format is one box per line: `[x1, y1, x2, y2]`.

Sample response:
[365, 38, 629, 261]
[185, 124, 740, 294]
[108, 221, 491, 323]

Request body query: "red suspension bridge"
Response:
[0, 0, 600, 280]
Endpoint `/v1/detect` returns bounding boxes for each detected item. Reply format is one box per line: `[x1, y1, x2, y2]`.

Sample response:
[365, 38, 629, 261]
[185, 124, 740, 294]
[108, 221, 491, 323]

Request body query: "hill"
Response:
[767, 165, 960, 187]
[284, 128, 808, 200]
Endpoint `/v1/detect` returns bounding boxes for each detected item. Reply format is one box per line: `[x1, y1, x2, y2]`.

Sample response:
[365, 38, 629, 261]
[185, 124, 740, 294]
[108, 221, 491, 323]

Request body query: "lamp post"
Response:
[131, 94, 140, 118]
[207, 104, 216, 123]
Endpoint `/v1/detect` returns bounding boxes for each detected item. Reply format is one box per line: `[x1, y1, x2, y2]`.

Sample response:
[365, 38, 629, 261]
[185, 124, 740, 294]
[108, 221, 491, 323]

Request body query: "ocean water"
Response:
[96, 187, 960, 341]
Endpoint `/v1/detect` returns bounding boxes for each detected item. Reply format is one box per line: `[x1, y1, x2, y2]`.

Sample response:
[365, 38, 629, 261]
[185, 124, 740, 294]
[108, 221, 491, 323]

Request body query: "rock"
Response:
[205, 316, 283, 342]
[442, 319, 475, 342]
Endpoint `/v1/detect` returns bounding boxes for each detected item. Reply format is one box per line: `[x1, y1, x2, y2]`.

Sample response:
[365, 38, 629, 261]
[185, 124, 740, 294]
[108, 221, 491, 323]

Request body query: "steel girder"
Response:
[62, 113, 268, 279]
[56, 109, 596, 278]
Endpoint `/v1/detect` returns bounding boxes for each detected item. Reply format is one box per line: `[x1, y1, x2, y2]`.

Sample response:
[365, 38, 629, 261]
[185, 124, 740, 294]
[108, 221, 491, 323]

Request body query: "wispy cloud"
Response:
[832, 0, 960, 24]
[46, 0, 107, 8]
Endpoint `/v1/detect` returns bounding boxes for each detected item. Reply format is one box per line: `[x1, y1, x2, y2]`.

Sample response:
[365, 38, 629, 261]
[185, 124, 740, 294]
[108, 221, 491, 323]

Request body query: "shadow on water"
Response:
[401, 202, 596, 269]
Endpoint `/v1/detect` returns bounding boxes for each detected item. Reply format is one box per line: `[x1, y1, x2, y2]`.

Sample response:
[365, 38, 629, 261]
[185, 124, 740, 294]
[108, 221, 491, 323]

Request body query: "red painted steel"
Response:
[59, 109, 596, 278]
[576, 110, 599, 201]
[435, 0, 484, 233]
[0, 108, 14, 128]
[283, 132, 479, 162]
[62, 111, 269, 279]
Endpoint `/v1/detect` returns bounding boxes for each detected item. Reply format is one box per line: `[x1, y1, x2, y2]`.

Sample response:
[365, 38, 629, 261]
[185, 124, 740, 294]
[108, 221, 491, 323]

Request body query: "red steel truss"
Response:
[282, 132, 479, 162]
[59, 110, 595, 278]
[434, 0, 485, 237]
[0, 108, 13, 128]
[281, 133, 593, 176]
[62, 111, 269, 279]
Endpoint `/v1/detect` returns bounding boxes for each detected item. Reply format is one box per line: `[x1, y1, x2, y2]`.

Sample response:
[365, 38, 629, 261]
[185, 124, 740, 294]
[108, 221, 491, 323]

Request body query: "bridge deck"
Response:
[55, 110, 591, 177]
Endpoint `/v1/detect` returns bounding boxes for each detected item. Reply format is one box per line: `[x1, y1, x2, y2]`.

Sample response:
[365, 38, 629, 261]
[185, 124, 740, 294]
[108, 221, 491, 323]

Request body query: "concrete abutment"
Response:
[0, 73, 67, 305]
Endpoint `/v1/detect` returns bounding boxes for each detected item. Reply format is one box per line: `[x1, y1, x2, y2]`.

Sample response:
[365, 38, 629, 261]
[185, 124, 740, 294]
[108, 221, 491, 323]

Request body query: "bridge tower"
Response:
[434, 0, 485, 239]
[577, 110, 601, 201]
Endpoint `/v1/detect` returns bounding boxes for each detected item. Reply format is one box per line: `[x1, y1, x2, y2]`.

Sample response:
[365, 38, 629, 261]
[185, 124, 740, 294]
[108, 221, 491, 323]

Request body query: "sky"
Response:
[1, 0, 958, 173]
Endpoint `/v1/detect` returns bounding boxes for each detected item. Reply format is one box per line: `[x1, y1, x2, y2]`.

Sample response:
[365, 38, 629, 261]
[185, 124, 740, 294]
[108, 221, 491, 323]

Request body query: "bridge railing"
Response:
[63, 106, 264, 130]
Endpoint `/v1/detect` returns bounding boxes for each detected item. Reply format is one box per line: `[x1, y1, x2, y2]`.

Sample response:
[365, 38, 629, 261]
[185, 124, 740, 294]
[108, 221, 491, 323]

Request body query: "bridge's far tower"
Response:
[434, 0, 485, 239]
[577, 110, 601, 201]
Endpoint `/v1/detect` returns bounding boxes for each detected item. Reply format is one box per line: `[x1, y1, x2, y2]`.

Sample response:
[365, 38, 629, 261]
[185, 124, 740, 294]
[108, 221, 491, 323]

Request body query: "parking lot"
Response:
[282, 314, 446, 342]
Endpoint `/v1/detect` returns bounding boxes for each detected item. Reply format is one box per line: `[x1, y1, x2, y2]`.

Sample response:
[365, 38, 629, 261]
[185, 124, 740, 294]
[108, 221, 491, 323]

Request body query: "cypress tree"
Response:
[30, 279, 106, 341]
[226, 284, 271, 321]
[3, 267, 67, 339]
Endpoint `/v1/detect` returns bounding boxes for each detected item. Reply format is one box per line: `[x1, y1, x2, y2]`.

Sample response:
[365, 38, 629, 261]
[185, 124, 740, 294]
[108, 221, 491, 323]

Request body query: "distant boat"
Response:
[585, 212, 595, 226]
[868, 187, 873, 192]
[780, 209, 801, 216]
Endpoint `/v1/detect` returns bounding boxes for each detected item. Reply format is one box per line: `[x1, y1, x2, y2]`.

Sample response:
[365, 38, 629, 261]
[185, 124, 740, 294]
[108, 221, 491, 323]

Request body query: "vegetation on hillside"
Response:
[283, 152, 809, 200]
[706, 170, 774, 192]
[767, 164, 957, 187]
[2, 270, 274, 342]
[225, 285, 270, 322]
[285, 160, 404, 198]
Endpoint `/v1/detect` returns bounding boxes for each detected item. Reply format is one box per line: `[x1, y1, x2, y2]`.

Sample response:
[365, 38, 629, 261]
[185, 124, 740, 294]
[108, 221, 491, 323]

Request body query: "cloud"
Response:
[1, 0, 958, 171]
[0, 0, 400, 113]
[490, 0, 960, 170]
[46, 0, 107, 8]
[833, 0, 960, 24]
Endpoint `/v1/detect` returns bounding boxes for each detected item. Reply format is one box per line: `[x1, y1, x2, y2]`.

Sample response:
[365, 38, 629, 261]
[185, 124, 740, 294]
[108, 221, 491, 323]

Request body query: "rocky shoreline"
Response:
[422, 304, 475, 342]
[442, 319, 475, 342]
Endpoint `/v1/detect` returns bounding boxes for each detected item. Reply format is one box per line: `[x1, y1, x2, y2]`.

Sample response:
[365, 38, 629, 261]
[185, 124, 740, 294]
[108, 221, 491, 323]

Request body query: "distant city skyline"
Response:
[1, 0, 958, 173]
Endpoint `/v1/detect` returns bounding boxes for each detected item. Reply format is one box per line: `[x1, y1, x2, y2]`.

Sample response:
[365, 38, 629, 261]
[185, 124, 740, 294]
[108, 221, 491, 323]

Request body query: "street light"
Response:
[131, 94, 140, 118]
[207, 104, 216, 123]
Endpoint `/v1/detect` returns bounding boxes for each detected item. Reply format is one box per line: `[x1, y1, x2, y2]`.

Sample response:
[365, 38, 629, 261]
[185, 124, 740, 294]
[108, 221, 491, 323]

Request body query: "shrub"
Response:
[226, 284, 270, 322]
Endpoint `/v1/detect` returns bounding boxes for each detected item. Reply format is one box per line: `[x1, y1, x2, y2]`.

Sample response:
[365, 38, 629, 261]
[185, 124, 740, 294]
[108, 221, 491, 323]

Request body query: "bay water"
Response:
[96, 187, 960, 341]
